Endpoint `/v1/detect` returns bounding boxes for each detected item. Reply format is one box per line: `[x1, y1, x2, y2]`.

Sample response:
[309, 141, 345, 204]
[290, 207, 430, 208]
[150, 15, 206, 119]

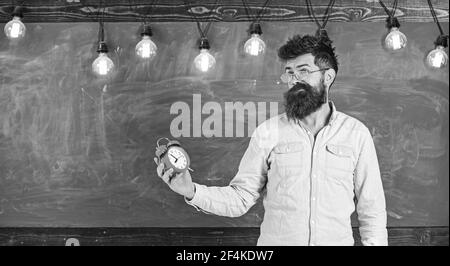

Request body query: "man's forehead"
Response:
[285, 53, 315, 68]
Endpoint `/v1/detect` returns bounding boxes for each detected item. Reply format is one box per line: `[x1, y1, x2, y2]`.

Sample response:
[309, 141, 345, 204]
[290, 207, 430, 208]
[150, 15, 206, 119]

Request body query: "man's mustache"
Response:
[288, 82, 314, 94]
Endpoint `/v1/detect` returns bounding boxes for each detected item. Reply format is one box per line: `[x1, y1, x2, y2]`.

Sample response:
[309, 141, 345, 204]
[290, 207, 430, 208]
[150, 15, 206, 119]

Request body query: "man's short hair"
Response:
[278, 34, 339, 73]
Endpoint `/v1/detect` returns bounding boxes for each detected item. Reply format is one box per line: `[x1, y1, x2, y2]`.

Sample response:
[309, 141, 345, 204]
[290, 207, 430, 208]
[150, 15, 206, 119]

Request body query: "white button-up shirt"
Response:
[186, 102, 388, 246]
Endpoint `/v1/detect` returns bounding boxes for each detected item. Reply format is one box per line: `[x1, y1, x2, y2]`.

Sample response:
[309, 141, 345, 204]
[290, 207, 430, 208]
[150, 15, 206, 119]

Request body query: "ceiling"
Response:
[0, 0, 448, 23]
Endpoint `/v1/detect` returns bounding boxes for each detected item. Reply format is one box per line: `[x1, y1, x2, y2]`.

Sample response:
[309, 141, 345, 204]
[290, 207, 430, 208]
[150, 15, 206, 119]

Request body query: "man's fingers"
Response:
[153, 158, 174, 184]
[161, 168, 173, 184]
[154, 157, 163, 177]
[156, 163, 164, 177]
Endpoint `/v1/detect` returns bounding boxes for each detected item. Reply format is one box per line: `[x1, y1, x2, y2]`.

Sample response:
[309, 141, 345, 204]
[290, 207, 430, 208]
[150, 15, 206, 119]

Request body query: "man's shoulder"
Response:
[250, 113, 291, 149]
[254, 112, 291, 132]
[336, 110, 371, 136]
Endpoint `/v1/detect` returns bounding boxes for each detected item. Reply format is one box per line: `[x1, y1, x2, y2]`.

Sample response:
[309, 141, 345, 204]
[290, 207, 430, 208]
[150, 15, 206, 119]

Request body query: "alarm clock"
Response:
[155, 137, 191, 174]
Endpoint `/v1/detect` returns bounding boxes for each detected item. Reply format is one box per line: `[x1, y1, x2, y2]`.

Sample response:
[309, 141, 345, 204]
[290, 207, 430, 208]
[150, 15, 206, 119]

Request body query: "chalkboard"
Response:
[0, 22, 448, 227]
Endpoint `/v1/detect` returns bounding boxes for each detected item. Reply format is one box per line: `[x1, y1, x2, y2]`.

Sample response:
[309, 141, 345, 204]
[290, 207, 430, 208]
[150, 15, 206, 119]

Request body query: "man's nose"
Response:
[291, 80, 307, 87]
[292, 74, 306, 83]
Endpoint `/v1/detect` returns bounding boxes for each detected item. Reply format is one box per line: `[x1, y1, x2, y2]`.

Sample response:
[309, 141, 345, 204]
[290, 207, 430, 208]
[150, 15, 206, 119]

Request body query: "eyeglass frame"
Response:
[280, 67, 330, 84]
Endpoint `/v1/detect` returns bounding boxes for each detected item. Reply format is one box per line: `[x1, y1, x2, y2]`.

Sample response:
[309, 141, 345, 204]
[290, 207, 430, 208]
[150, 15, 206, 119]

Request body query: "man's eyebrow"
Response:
[295, 64, 310, 68]
[285, 64, 310, 71]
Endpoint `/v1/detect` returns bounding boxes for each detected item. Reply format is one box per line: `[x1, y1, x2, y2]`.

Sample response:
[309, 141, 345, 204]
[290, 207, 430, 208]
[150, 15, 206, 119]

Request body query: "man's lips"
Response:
[292, 83, 309, 91]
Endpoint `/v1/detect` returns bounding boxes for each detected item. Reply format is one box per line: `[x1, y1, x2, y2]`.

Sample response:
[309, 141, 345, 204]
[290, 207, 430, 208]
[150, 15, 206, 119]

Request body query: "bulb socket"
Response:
[97, 41, 109, 53]
[315, 28, 329, 39]
[141, 24, 153, 37]
[198, 37, 210, 50]
[11, 6, 24, 18]
[249, 23, 262, 35]
[386, 17, 400, 29]
[434, 35, 448, 48]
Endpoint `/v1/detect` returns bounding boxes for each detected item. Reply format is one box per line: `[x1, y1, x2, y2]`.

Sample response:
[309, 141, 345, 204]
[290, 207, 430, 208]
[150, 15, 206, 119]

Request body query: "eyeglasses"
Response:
[280, 68, 330, 84]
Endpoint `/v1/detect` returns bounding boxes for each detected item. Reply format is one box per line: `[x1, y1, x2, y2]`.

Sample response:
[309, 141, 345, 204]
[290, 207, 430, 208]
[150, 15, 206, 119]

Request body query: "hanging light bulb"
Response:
[426, 35, 448, 68]
[194, 38, 216, 72]
[135, 24, 157, 59]
[244, 23, 266, 56]
[92, 41, 115, 76]
[424, 0, 449, 69]
[384, 17, 407, 51]
[426, 35, 448, 69]
[4, 7, 26, 40]
[92, 21, 114, 77]
[385, 28, 407, 50]
[427, 46, 448, 68]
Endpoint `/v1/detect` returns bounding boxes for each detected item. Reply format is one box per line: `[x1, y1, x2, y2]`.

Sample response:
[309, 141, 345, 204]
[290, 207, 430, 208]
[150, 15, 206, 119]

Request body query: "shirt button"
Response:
[311, 220, 315, 224]
[312, 197, 316, 201]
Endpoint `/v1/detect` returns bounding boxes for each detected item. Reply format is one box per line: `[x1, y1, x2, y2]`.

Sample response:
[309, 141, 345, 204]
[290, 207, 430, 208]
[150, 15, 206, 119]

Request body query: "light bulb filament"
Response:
[11, 22, 21, 38]
[432, 52, 444, 67]
[200, 55, 209, 72]
[98, 59, 108, 75]
[249, 39, 260, 56]
[392, 33, 401, 50]
[141, 42, 151, 58]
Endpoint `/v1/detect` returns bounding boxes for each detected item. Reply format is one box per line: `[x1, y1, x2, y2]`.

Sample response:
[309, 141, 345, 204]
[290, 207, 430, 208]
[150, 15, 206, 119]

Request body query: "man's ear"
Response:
[323, 68, 336, 87]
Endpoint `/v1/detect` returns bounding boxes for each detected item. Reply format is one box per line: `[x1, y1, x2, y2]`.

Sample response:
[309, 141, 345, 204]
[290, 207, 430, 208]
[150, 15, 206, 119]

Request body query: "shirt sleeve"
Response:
[354, 127, 388, 246]
[185, 130, 269, 217]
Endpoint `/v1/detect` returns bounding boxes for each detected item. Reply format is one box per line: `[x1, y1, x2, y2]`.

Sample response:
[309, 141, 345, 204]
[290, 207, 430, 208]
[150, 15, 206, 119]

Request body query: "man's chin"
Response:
[285, 99, 325, 121]
[287, 110, 312, 121]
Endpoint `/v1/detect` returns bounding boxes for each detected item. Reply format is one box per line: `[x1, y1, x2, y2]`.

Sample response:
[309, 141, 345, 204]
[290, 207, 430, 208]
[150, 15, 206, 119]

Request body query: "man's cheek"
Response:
[287, 83, 296, 89]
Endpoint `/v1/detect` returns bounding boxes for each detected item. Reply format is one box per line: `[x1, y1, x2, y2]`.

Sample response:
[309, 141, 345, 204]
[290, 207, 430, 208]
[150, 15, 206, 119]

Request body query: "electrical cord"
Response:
[305, 0, 336, 30]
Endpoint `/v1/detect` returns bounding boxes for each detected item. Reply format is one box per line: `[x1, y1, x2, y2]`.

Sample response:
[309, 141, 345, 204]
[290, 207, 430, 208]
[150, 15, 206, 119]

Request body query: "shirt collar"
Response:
[327, 101, 338, 126]
[291, 101, 338, 130]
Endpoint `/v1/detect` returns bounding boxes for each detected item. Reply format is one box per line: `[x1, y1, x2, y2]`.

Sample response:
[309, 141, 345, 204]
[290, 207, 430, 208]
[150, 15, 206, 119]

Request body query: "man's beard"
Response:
[283, 79, 327, 121]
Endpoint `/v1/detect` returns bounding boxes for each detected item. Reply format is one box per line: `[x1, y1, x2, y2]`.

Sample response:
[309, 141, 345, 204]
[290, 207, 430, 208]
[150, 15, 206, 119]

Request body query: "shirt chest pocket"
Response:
[272, 142, 304, 178]
[325, 144, 355, 187]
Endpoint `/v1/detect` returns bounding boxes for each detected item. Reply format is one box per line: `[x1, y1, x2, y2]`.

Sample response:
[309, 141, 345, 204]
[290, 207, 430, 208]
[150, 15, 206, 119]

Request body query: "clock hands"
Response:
[170, 154, 179, 163]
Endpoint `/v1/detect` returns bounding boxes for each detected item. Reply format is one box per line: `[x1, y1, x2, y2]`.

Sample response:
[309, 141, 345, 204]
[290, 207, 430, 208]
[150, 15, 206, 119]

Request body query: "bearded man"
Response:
[155, 35, 388, 246]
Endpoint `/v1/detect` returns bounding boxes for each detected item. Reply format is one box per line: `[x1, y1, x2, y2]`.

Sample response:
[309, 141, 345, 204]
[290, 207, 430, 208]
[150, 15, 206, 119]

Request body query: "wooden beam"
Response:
[0, 227, 448, 246]
[0, 0, 448, 23]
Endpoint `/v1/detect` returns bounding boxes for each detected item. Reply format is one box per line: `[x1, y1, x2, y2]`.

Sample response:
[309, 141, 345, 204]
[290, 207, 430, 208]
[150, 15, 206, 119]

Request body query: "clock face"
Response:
[167, 147, 188, 170]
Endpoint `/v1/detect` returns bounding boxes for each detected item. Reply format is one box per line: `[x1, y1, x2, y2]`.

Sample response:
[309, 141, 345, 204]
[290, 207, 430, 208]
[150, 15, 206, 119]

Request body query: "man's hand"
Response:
[154, 157, 195, 200]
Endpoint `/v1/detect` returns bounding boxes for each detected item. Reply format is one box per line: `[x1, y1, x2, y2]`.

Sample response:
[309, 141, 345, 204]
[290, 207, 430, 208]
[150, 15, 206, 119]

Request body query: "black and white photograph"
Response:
[0, 0, 448, 253]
